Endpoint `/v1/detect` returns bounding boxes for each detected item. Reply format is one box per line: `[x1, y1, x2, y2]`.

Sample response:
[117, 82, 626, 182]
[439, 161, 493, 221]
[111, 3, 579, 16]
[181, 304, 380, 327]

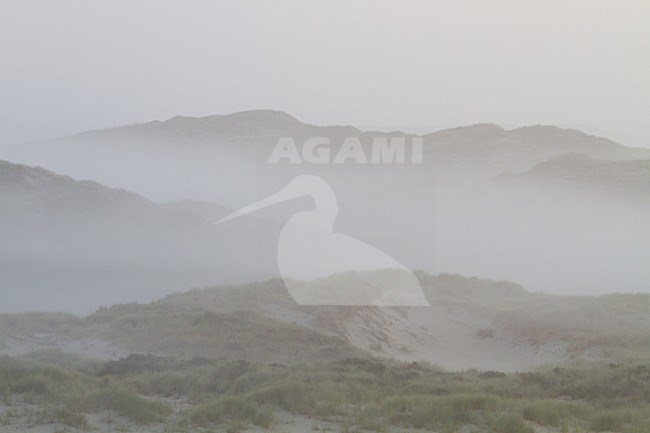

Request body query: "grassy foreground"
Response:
[1, 351, 649, 433]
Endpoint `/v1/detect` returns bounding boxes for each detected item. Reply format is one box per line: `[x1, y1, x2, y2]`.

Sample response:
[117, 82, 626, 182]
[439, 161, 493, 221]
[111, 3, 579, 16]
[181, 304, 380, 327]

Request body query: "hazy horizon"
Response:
[1, 1, 649, 147]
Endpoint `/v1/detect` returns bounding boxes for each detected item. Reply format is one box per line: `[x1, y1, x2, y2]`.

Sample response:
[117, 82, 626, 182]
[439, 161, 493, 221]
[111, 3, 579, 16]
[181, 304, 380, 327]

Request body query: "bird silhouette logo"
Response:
[216, 175, 430, 306]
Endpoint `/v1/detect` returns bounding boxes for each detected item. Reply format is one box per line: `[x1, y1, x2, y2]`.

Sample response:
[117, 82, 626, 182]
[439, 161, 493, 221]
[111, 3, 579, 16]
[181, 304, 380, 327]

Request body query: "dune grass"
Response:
[2, 272, 650, 365]
[1, 272, 649, 431]
[3, 353, 648, 432]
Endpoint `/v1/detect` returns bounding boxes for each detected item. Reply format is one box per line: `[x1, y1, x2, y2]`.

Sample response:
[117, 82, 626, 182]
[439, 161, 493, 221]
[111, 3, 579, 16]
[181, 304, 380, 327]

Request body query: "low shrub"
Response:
[490, 413, 534, 433]
[89, 385, 172, 424]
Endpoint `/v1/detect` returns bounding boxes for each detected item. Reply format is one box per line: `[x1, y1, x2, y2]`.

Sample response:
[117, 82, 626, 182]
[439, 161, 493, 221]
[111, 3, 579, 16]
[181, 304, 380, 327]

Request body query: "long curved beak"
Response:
[215, 183, 302, 225]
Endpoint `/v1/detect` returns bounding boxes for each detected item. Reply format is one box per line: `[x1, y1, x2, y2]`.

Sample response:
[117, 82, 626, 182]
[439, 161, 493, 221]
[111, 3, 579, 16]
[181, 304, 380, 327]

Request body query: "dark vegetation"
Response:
[1, 352, 649, 432]
[0, 306, 363, 365]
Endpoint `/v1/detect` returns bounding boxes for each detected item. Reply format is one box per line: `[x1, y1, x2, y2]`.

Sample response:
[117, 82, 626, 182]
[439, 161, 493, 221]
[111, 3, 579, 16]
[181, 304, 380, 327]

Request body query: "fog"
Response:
[1, 118, 648, 313]
[2, 5, 650, 428]
[1, 1, 649, 147]
[0, 1, 648, 314]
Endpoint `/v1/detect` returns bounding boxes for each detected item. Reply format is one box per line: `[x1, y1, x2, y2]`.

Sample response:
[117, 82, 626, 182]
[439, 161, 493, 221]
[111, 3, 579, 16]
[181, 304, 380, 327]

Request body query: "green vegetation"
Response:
[1, 273, 649, 431]
[2, 272, 650, 365]
[0, 354, 171, 427]
[0, 352, 649, 432]
[0, 300, 363, 365]
[416, 273, 650, 360]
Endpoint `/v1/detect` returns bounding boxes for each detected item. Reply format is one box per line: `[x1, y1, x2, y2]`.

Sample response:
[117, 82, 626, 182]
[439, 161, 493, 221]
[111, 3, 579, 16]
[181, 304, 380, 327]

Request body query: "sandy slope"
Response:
[1, 334, 133, 360]
[336, 306, 568, 372]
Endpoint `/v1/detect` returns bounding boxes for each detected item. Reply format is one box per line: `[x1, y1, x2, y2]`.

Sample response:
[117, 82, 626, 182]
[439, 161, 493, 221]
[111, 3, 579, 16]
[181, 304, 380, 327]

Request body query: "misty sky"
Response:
[1, 0, 649, 145]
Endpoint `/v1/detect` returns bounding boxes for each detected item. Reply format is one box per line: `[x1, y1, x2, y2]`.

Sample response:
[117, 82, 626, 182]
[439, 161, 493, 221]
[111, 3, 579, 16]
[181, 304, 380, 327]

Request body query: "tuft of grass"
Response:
[88, 385, 172, 424]
[32, 407, 91, 430]
[590, 409, 631, 432]
[2, 352, 650, 432]
[522, 399, 593, 427]
[490, 413, 534, 433]
[254, 405, 275, 428]
[188, 395, 269, 428]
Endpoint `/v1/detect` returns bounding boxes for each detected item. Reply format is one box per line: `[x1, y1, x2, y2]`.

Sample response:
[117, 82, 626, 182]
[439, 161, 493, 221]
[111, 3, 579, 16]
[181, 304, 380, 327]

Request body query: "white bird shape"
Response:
[216, 175, 430, 306]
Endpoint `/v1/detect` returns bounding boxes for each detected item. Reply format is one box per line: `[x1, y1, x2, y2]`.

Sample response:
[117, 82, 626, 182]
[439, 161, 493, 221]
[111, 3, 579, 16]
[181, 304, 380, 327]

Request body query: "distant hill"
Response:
[558, 123, 650, 149]
[2, 111, 648, 204]
[517, 153, 650, 190]
[64, 110, 348, 147]
[423, 124, 650, 182]
[0, 160, 280, 313]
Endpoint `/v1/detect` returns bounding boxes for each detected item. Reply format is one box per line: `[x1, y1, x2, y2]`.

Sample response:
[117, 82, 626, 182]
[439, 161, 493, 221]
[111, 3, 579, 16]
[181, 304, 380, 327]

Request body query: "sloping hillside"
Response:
[495, 153, 650, 205]
[162, 272, 650, 371]
[4, 272, 647, 372]
[424, 124, 650, 181]
[1, 271, 649, 432]
[0, 160, 280, 313]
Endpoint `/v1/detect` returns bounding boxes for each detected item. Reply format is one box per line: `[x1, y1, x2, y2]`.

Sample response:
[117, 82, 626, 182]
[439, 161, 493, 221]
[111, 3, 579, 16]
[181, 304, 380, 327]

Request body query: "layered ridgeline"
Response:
[0, 160, 281, 313]
[1, 111, 649, 205]
[3, 111, 648, 299]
